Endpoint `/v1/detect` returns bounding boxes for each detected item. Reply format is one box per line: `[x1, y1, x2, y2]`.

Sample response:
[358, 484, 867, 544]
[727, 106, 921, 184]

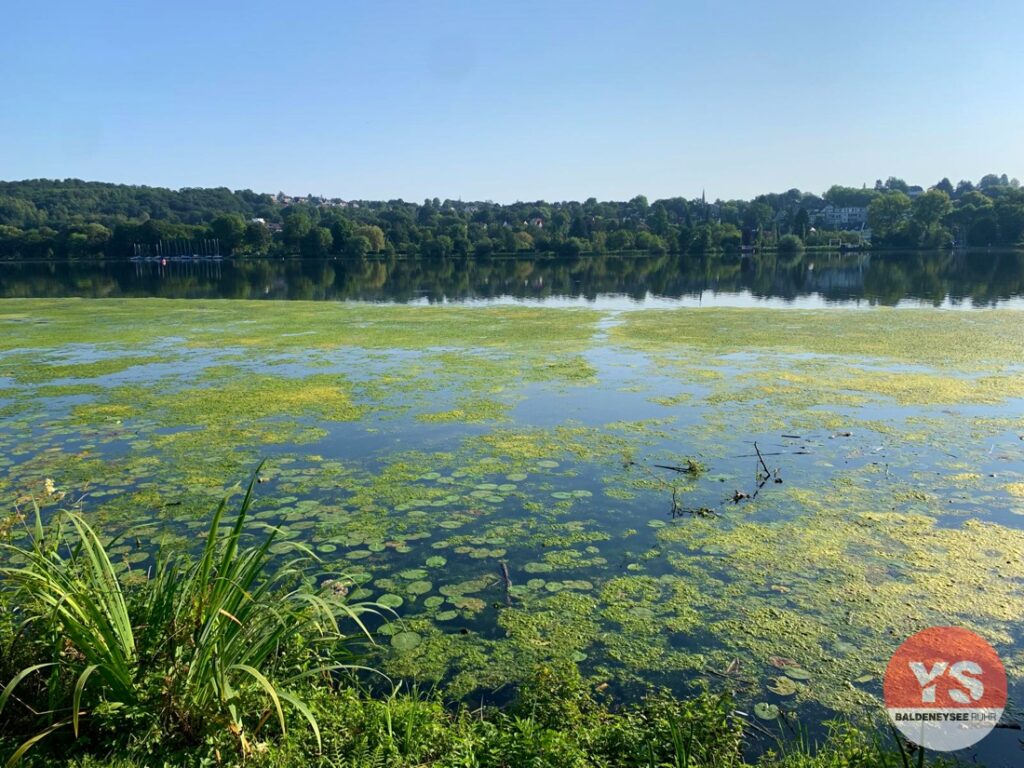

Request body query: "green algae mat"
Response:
[2, 298, 1024, 723]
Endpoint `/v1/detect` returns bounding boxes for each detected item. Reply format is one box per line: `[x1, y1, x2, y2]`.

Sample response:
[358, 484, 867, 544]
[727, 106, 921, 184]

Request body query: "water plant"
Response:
[0, 467, 377, 765]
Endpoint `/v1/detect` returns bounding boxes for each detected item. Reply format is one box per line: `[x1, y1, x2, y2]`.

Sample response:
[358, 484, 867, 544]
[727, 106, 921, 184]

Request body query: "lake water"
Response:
[3, 250, 1024, 308]
[2, 253, 1024, 764]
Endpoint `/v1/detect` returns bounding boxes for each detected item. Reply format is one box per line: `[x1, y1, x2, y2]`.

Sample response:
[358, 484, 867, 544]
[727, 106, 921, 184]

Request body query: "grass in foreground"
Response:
[0, 466, 376, 766]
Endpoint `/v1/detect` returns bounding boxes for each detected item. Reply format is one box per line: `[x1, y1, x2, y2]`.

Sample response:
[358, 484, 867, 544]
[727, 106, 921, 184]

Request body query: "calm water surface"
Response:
[2, 250, 1024, 307]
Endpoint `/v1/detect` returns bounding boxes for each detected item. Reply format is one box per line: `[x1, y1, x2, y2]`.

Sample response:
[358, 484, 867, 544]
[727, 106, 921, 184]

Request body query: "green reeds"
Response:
[0, 465, 377, 766]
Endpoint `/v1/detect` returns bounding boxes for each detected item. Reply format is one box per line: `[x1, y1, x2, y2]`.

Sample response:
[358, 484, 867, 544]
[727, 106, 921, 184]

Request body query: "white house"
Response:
[816, 205, 868, 229]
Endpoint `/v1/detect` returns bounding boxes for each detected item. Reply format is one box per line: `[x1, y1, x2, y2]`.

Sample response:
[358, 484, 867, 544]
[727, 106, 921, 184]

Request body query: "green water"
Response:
[2, 298, 1024, 749]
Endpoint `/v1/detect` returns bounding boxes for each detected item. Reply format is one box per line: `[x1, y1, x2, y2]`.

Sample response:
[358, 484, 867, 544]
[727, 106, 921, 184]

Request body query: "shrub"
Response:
[778, 234, 805, 254]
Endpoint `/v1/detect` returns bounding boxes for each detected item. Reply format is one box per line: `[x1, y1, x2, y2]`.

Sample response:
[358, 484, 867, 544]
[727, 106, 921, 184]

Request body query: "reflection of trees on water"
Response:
[1, 251, 1023, 306]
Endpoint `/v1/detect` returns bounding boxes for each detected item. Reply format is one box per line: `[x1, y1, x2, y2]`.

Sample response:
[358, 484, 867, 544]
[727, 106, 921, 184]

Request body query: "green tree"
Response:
[209, 213, 246, 253]
[0, 196, 43, 228]
[513, 231, 534, 251]
[606, 229, 634, 251]
[242, 221, 272, 255]
[301, 226, 333, 257]
[777, 233, 804, 254]
[345, 235, 371, 259]
[792, 208, 810, 237]
[354, 225, 386, 252]
[283, 212, 312, 248]
[910, 189, 953, 245]
[649, 203, 669, 236]
[868, 192, 912, 243]
[742, 202, 774, 231]
[634, 231, 667, 254]
[823, 185, 877, 208]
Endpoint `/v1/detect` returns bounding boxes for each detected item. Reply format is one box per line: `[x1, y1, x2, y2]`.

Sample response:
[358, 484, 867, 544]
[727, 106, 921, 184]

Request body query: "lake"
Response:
[3, 250, 1024, 308]
[2, 252, 1024, 764]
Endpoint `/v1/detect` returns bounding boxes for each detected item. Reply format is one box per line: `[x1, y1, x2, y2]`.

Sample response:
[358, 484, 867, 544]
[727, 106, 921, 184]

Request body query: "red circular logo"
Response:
[884, 626, 1006, 751]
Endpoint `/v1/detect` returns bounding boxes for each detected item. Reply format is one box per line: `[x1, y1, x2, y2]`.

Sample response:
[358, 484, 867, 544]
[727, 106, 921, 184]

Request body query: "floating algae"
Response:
[5, 299, 1024, 730]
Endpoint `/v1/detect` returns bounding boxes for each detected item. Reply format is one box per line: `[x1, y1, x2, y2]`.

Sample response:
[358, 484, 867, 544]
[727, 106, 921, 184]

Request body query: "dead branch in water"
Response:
[753, 441, 771, 478]
[498, 561, 513, 606]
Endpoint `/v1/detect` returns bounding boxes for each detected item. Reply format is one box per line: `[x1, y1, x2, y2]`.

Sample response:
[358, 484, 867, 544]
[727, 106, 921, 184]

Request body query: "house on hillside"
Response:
[816, 205, 868, 229]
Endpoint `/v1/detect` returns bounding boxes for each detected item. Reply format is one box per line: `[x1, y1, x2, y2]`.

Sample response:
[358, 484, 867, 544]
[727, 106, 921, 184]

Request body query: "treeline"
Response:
[0, 174, 1022, 259]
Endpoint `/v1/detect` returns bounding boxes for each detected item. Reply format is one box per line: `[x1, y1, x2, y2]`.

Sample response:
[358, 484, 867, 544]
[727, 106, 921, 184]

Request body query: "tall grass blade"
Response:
[72, 664, 99, 737]
[231, 663, 287, 737]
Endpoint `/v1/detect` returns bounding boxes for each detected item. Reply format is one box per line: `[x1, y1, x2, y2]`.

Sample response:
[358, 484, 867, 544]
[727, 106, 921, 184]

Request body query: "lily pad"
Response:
[754, 703, 780, 721]
[425, 556, 447, 568]
[452, 597, 486, 613]
[378, 593, 404, 608]
[391, 631, 422, 651]
[407, 580, 433, 595]
[784, 668, 811, 681]
[767, 676, 799, 696]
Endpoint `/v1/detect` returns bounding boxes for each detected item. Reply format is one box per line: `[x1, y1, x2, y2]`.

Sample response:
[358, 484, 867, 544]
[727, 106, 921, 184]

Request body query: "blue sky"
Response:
[2, 1, 1022, 202]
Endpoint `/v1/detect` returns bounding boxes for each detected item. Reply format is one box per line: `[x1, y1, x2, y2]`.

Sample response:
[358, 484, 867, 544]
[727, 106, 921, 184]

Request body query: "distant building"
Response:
[816, 205, 868, 229]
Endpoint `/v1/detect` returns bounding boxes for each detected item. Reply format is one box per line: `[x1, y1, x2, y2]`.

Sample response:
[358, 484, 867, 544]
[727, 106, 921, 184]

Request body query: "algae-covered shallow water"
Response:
[2, 298, 1024, 757]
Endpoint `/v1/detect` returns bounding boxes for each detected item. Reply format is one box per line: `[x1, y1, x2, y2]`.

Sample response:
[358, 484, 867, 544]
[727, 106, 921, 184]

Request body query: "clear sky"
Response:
[3, 1, 1022, 202]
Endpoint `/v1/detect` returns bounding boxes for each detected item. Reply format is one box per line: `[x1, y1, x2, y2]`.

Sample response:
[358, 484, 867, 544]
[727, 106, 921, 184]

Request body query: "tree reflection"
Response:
[1, 251, 1022, 306]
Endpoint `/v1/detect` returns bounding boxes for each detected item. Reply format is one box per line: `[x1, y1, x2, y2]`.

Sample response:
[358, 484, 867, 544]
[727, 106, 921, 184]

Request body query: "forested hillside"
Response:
[1, 175, 1022, 259]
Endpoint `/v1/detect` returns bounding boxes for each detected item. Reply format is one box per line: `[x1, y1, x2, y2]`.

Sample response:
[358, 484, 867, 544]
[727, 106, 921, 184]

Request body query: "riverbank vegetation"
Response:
[1, 480, 949, 768]
[1, 174, 1023, 260]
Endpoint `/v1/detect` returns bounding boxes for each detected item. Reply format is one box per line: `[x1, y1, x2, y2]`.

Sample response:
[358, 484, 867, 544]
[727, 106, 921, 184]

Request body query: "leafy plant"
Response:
[0, 466, 377, 766]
